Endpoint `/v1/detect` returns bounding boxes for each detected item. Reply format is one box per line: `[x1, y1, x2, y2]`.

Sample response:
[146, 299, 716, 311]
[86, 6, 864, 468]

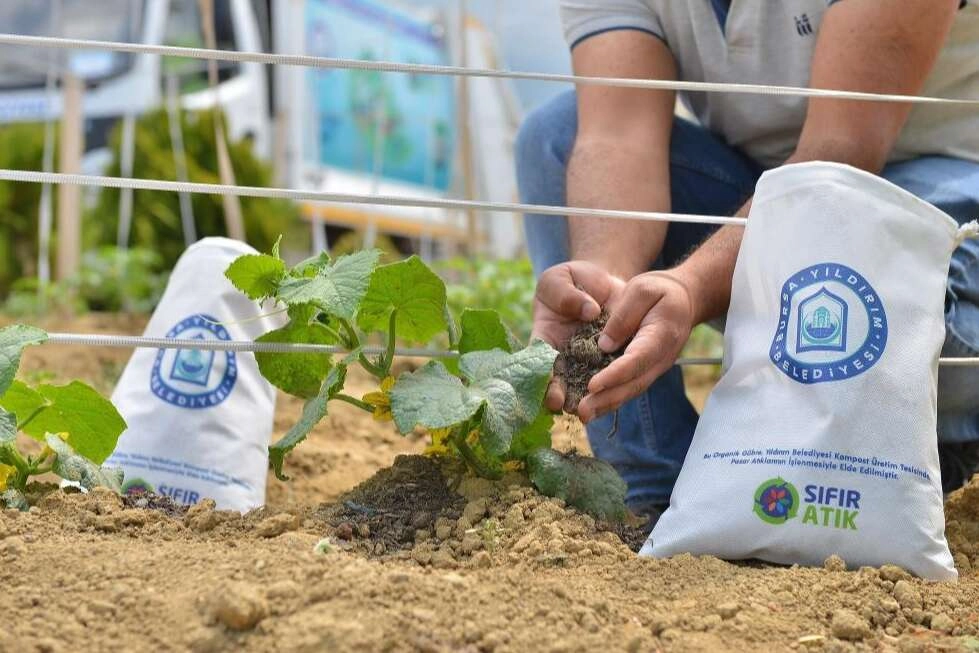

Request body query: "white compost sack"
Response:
[644, 162, 962, 580]
[106, 238, 285, 511]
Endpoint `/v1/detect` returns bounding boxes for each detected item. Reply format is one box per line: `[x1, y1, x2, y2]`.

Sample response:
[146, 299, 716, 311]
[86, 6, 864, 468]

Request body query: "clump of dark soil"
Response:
[556, 312, 621, 411]
[122, 491, 189, 519]
[317, 455, 465, 553]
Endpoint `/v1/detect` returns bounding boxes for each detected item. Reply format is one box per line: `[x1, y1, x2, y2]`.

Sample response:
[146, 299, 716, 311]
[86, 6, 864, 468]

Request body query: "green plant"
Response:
[0, 122, 55, 296]
[87, 108, 301, 270]
[0, 326, 127, 508]
[225, 245, 628, 520]
[435, 257, 536, 345]
[4, 246, 168, 316]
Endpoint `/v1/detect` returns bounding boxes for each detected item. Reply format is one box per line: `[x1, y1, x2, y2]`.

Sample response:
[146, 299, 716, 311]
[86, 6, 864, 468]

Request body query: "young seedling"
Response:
[226, 247, 629, 520]
[0, 326, 127, 509]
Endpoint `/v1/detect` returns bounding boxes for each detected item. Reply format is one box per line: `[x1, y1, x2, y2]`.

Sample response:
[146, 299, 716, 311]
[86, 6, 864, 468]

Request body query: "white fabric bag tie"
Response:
[106, 238, 285, 511]
[644, 162, 965, 581]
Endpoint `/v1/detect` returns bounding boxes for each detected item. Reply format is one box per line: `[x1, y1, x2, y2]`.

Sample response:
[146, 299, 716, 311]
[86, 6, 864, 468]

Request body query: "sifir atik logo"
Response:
[753, 478, 860, 530]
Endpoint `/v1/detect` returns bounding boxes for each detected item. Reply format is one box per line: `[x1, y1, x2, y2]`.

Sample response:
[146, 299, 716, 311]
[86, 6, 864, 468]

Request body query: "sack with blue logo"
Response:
[106, 238, 286, 511]
[644, 162, 970, 580]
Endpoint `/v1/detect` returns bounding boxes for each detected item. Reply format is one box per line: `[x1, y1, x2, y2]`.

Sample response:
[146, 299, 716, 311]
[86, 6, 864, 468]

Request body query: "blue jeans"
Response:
[517, 89, 979, 508]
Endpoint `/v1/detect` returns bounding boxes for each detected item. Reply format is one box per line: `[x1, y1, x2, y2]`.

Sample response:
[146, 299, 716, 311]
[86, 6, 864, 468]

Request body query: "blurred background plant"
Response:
[3, 246, 168, 317]
[0, 122, 54, 297]
[435, 256, 536, 344]
[87, 108, 302, 269]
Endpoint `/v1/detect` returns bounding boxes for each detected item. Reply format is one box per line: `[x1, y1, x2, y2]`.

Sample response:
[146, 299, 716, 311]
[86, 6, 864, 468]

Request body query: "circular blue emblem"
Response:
[150, 314, 237, 409]
[770, 263, 887, 384]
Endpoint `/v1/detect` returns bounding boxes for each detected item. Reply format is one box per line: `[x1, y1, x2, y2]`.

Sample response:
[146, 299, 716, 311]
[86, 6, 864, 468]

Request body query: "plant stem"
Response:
[452, 426, 503, 480]
[335, 394, 375, 413]
[338, 318, 361, 350]
[339, 318, 385, 378]
[380, 310, 398, 377]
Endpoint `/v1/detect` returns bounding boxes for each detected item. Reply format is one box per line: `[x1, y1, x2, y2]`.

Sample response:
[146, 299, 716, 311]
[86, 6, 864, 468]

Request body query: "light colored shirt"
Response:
[560, 0, 979, 167]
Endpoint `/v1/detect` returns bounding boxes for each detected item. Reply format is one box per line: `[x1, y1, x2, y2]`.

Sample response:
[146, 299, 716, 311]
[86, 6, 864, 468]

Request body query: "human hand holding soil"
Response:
[576, 270, 697, 423]
[531, 261, 624, 413]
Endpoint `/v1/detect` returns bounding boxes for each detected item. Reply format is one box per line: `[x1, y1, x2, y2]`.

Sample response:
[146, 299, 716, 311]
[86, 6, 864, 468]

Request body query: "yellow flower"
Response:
[362, 376, 396, 422]
[502, 460, 524, 472]
[0, 464, 15, 492]
[424, 427, 453, 457]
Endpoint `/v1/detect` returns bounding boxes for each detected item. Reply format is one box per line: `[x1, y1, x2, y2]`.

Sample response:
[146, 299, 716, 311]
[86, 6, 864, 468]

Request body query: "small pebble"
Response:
[334, 522, 354, 541]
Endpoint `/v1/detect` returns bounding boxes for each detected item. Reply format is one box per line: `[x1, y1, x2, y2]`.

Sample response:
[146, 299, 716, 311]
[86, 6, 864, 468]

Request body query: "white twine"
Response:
[39, 333, 979, 367]
[0, 33, 977, 105]
[0, 169, 746, 227]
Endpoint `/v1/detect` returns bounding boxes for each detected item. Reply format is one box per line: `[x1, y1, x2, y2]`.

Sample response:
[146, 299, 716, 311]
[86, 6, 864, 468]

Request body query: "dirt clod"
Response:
[255, 513, 299, 538]
[931, 612, 955, 634]
[831, 609, 872, 641]
[824, 555, 846, 572]
[207, 583, 268, 631]
[556, 313, 621, 411]
[879, 564, 911, 582]
[893, 580, 922, 610]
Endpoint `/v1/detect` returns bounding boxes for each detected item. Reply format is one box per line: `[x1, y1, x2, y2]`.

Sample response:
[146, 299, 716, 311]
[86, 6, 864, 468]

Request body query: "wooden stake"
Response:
[456, 0, 480, 253]
[198, 0, 245, 241]
[56, 73, 84, 280]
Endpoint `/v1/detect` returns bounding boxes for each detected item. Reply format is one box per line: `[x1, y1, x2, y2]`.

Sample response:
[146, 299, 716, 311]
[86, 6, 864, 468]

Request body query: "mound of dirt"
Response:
[945, 473, 979, 574]
[3, 467, 979, 653]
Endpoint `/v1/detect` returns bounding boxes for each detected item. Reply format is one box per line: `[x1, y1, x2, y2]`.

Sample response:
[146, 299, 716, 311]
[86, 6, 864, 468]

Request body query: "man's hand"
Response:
[576, 271, 697, 423]
[532, 261, 624, 412]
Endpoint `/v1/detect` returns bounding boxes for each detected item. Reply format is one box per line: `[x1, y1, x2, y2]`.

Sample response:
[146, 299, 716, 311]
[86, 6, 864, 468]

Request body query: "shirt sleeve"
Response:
[559, 0, 665, 50]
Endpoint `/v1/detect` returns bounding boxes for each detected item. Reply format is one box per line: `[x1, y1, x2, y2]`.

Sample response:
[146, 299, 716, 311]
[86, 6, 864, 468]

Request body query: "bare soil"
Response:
[2, 313, 978, 653]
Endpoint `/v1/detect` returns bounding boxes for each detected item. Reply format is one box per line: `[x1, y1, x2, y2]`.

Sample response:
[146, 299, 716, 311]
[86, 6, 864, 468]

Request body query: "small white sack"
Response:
[106, 237, 285, 512]
[644, 162, 961, 580]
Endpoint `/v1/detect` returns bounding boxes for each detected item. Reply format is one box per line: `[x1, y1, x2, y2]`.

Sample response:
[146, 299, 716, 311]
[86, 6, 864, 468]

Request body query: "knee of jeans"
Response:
[515, 91, 577, 184]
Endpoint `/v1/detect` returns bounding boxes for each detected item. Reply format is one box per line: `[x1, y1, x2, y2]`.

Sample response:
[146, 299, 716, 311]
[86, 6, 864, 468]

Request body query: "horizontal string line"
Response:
[0, 169, 745, 226]
[41, 334, 979, 367]
[0, 33, 976, 105]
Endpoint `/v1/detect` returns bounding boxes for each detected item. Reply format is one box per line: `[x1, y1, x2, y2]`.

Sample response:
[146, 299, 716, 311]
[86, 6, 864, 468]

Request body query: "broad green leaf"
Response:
[45, 434, 124, 492]
[0, 381, 46, 431]
[256, 321, 336, 399]
[507, 410, 554, 460]
[527, 448, 627, 522]
[291, 251, 331, 276]
[269, 358, 350, 480]
[0, 325, 47, 397]
[277, 249, 380, 320]
[458, 340, 558, 455]
[390, 340, 558, 455]
[0, 408, 17, 488]
[459, 309, 513, 354]
[357, 256, 447, 343]
[389, 361, 485, 434]
[0, 408, 16, 445]
[3, 382, 126, 465]
[287, 303, 320, 325]
[225, 254, 286, 300]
